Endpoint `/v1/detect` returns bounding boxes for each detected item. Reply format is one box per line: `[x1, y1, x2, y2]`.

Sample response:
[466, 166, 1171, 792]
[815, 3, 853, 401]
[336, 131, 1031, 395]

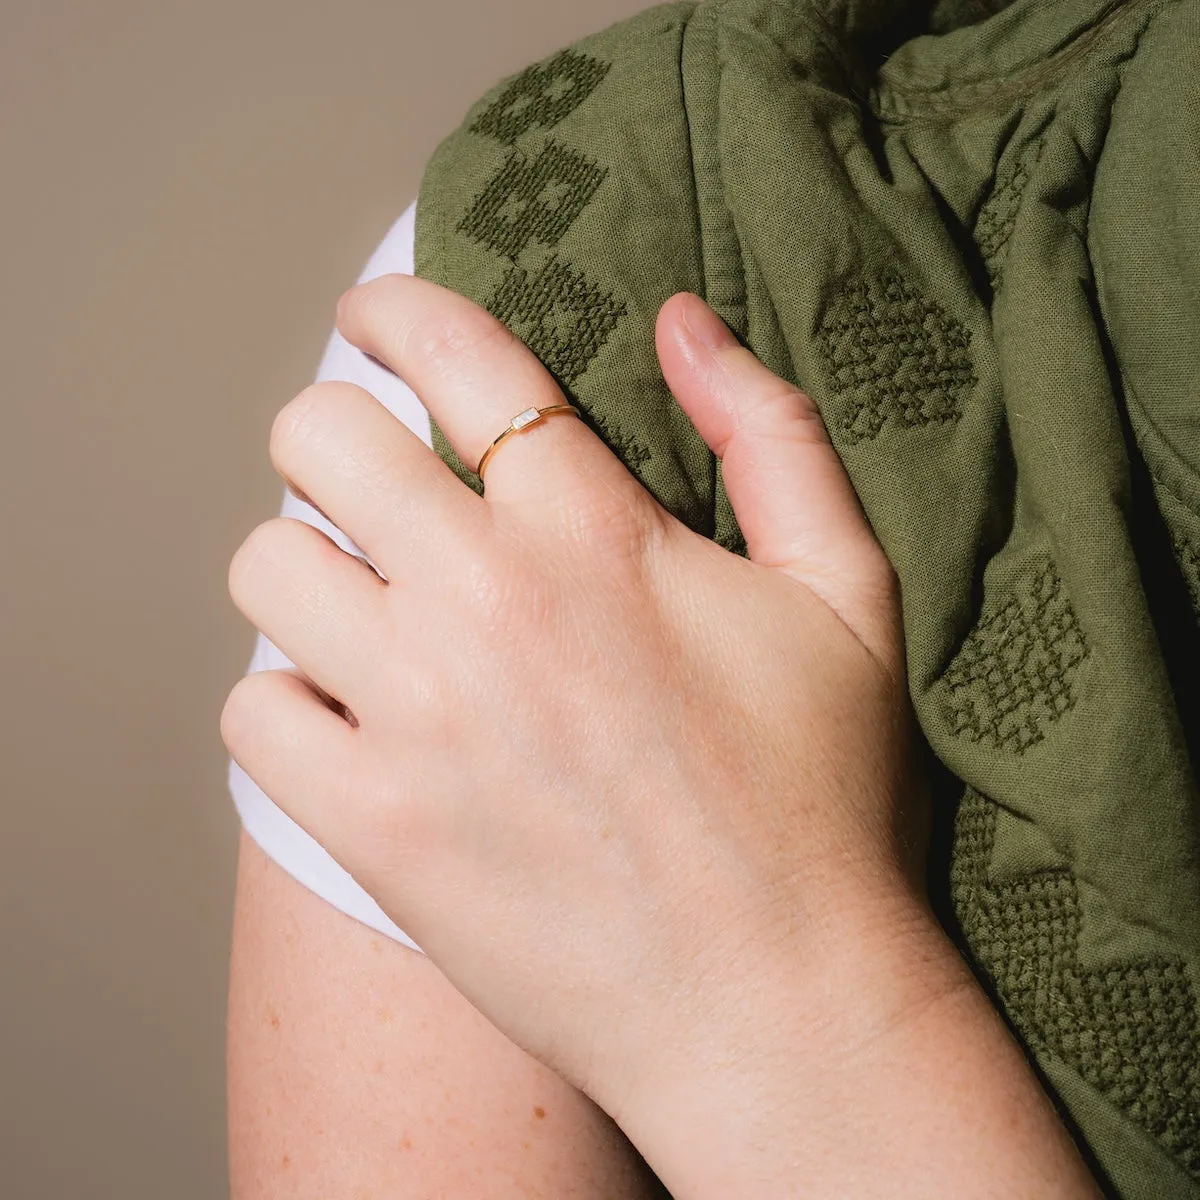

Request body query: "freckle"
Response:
[281, 1155, 291, 1170]
[398, 1135, 413, 1151]
[267, 1007, 281, 1030]
[376, 1007, 395, 1025]
[533, 1106, 546, 1119]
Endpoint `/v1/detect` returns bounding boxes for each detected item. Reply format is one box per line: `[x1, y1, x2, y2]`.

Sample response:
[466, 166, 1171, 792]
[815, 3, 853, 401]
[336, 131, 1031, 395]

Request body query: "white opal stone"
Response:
[512, 407, 541, 429]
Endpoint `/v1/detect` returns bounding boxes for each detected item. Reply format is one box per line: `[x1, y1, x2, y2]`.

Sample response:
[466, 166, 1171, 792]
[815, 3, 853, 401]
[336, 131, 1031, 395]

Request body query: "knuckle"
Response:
[560, 490, 663, 570]
[269, 381, 345, 465]
[227, 517, 297, 602]
[411, 308, 516, 377]
[758, 381, 828, 441]
[220, 671, 271, 756]
[352, 782, 437, 876]
[385, 655, 464, 754]
[339, 274, 401, 325]
[227, 523, 268, 603]
[349, 274, 524, 382]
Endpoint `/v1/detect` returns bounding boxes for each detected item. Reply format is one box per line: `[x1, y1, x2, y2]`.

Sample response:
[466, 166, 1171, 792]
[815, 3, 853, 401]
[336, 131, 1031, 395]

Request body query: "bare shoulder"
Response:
[227, 829, 666, 1198]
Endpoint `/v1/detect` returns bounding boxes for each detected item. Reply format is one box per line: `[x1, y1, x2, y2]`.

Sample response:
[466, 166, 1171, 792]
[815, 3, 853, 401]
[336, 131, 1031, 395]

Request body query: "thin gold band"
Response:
[475, 403, 581, 482]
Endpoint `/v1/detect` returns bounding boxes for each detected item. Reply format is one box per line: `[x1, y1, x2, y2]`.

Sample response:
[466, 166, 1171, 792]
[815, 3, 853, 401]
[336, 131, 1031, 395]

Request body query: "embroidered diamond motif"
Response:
[813, 271, 975, 443]
[942, 557, 1088, 754]
[485, 253, 626, 388]
[457, 140, 607, 261]
[469, 50, 612, 145]
[512, 407, 541, 430]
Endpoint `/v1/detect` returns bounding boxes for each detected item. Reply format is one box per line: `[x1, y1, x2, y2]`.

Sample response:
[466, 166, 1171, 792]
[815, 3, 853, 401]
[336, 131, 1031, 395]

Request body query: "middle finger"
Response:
[228, 515, 389, 710]
[269, 377, 489, 581]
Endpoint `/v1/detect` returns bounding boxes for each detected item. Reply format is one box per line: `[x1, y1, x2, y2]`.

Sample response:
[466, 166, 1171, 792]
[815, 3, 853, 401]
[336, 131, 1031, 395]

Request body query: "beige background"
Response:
[0, 1, 643, 1194]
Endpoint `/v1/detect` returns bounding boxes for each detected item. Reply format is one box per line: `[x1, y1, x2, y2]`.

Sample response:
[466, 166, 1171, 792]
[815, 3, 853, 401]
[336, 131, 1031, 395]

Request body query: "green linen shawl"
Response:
[411, 0, 1200, 1193]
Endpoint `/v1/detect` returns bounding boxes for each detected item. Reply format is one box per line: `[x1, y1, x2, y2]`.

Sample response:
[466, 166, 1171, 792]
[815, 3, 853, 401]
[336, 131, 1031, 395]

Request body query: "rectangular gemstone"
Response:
[512, 406, 541, 430]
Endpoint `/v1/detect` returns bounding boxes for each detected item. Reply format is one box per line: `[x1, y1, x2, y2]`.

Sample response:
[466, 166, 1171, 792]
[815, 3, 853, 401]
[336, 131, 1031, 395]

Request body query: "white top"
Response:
[227, 198, 426, 952]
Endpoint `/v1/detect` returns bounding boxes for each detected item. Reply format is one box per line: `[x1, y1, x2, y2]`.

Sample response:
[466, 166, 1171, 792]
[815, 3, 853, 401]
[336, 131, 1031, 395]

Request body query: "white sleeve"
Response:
[227, 197, 426, 953]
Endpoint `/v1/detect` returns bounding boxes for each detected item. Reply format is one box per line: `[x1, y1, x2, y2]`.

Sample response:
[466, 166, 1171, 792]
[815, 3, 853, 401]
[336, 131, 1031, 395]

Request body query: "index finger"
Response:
[335, 273, 643, 511]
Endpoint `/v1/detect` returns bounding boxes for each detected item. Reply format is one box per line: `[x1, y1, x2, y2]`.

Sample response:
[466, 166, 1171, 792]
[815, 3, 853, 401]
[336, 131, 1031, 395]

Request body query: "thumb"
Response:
[655, 292, 901, 665]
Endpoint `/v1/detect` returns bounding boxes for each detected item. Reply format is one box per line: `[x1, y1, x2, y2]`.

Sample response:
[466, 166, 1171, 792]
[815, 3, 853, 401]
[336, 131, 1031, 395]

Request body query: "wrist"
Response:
[604, 877, 1097, 1200]
[601, 871, 943, 1183]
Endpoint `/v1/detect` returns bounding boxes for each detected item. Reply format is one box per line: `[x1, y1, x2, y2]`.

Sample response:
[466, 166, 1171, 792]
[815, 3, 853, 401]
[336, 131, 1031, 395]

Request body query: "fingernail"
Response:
[681, 294, 734, 350]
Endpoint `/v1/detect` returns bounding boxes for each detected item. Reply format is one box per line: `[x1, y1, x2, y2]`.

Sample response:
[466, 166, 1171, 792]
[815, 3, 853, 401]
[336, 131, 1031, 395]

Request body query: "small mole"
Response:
[533, 1106, 546, 1120]
[281, 1155, 291, 1170]
[267, 1008, 281, 1030]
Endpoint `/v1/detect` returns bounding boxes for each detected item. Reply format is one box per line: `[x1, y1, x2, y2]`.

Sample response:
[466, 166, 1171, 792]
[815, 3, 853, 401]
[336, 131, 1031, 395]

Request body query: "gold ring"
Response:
[475, 403, 581, 482]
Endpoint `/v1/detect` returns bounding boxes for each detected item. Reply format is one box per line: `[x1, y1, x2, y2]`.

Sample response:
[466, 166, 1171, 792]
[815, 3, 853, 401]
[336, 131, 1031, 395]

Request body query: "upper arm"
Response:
[227, 830, 667, 1198]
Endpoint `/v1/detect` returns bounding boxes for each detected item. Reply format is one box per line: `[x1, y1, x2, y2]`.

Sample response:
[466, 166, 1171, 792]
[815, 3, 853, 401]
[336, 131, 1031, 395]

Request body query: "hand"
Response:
[221, 278, 1096, 1197]
[223, 270, 928, 1077]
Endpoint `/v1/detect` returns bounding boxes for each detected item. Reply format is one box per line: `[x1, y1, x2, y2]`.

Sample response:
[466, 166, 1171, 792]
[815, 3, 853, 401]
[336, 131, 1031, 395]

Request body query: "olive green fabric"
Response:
[411, 0, 1200, 1193]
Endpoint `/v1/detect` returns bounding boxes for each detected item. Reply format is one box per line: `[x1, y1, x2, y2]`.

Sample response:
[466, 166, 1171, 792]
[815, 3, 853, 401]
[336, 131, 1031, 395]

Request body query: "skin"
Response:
[227, 831, 668, 1198]
[223, 278, 1102, 1197]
